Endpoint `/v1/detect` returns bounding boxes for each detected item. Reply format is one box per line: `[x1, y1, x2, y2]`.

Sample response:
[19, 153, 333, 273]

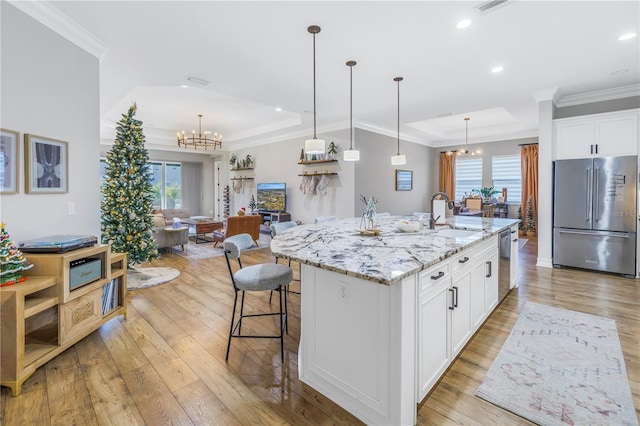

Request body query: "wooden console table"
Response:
[183, 218, 224, 243]
[1, 245, 126, 396]
[257, 211, 291, 225]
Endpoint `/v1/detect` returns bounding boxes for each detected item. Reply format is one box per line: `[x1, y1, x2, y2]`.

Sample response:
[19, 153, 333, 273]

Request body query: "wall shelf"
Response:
[230, 177, 254, 181]
[298, 159, 338, 165]
[230, 167, 254, 171]
[298, 172, 338, 176]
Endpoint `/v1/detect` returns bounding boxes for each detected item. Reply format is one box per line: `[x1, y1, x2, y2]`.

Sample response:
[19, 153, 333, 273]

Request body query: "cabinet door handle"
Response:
[458, 256, 470, 264]
[431, 271, 445, 280]
[512, 238, 518, 242]
[511, 230, 516, 234]
[453, 286, 459, 307]
[449, 288, 455, 310]
[486, 261, 492, 278]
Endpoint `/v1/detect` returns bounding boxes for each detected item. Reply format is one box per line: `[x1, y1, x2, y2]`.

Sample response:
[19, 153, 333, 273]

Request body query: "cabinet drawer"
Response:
[60, 288, 102, 345]
[450, 250, 474, 274]
[418, 262, 449, 296]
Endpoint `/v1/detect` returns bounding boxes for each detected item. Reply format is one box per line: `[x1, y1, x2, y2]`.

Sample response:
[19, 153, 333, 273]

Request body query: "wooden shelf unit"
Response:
[230, 167, 254, 171]
[230, 177, 254, 181]
[298, 172, 338, 176]
[1, 245, 127, 396]
[298, 159, 338, 165]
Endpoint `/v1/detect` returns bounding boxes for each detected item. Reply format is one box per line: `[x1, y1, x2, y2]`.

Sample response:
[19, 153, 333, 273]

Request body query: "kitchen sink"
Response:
[435, 228, 482, 239]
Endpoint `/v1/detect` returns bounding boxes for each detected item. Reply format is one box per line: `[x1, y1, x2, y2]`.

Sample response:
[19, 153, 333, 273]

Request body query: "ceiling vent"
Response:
[475, 0, 510, 13]
[186, 76, 209, 86]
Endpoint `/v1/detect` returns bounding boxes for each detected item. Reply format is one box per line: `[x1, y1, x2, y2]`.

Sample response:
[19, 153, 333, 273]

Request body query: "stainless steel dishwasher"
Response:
[498, 229, 511, 303]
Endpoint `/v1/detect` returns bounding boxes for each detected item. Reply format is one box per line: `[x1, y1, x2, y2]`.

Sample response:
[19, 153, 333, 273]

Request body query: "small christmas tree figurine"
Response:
[248, 194, 257, 212]
[517, 205, 524, 234]
[0, 222, 33, 286]
[525, 195, 536, 235]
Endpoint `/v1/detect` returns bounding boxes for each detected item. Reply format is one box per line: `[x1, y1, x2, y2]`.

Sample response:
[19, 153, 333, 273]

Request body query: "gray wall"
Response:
[354, 129, 434, 216]
[1, 3, 101, 240]
[554, 96, 640, 119]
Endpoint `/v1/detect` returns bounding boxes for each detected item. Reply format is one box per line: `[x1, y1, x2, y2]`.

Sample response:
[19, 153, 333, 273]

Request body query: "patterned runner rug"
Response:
[476, 302, 638, 425]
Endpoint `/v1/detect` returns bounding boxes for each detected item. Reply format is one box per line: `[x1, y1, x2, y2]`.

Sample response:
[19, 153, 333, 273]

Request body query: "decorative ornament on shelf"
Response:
[244, 154, 253, 168]
[391, 77, 406, 165]
[517, 205, 525, 236]
[229, 153, 237, 168]
[0, 222, 33, 286]
[327, 141, 338, 159]
[177, 114, 222, 150]
[237, 207, 246, 216]
[304, 25, 325, 155]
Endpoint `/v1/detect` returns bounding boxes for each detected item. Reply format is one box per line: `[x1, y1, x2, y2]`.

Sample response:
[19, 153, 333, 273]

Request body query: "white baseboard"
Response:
[536, 258, 553, 268]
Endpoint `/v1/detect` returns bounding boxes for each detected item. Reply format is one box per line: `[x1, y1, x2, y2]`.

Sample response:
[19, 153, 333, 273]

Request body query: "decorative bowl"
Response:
[395, 220, 420, 233]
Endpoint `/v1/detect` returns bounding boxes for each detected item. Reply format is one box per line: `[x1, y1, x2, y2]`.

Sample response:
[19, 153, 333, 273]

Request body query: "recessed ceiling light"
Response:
[618, 33, 637, 41]
[491, 66, 504, 73]
[457, 19, 472, 29]
[611, 69, 629, 75]
[180, 85, 189, 88]
[275, 107, 282, 112]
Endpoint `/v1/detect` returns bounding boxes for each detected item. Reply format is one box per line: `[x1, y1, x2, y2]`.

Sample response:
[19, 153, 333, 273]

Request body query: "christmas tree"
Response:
[0, 222, 33, 286]
[101, 104, 158, 266]
[525, 195, 536, 234]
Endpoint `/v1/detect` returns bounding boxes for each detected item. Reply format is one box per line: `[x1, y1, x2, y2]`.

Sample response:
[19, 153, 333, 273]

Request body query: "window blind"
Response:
[455, 157, 482, 201]
[492, 154, 521, 203]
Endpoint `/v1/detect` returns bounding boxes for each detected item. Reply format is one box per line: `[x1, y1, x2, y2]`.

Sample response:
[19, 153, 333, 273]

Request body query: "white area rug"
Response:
[176, 232, 271, 261]
[476, 302, 638, 426]
[127, 267, 180, 290]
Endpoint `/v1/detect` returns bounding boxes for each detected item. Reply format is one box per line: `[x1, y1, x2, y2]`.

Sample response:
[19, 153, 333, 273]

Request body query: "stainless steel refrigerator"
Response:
[553, 155, 637, 276]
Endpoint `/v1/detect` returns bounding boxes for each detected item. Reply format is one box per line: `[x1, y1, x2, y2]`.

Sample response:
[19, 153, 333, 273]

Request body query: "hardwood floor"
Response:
[2, 237, 639, 425]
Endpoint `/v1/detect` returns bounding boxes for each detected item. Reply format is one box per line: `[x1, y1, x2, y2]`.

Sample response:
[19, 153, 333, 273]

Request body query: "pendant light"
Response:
[305, 25, 325, 155]
[390, 77, 406, 165]
[457, 117, 481, 156]
[343, 60, 359, 161]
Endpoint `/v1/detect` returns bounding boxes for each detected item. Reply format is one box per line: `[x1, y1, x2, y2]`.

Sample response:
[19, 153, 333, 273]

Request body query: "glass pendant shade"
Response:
[344, 149, 360, 161]
[391, 154, 406, 165]
[305, 138, 325, 155]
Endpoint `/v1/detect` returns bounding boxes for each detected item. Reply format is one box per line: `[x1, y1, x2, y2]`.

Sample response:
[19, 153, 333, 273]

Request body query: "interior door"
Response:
[553, 158, 593, 229]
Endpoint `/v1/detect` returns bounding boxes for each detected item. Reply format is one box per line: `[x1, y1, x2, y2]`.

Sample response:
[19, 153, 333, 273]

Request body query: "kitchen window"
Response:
[491, 155, 521, 204]
[455, 157, 482, 201]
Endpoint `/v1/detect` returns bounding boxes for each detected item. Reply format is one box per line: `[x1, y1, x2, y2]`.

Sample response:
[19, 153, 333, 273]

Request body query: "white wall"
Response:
[229, 129, 356, 224]
[1, 4, 100, 241]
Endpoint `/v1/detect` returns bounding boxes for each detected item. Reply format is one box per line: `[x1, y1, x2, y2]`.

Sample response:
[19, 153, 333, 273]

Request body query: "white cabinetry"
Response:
[554, 110, 639, 160]
[510, 224, 519, 288]
[416, 235, 499, 402]
[416, 263, 450, 402]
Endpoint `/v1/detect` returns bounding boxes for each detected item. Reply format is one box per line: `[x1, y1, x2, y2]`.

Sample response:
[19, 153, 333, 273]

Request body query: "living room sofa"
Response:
[150, 210, 189, 251]
[213, 215, 261, 247]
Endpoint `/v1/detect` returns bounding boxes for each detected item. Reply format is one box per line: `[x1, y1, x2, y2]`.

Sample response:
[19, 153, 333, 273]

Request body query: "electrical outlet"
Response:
[338, 284, 349, 303]
[68, 202, 76, 215]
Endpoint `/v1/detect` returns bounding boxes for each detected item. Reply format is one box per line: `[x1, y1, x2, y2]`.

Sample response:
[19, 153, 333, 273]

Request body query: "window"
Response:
[455, 157, 482, 201]
[492, 155, 521, 204]
[100, 159, 182, 210]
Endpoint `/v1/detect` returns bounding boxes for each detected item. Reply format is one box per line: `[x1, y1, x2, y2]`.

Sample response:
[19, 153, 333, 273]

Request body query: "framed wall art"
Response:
[395, 169, 413, 191]
[25, 134, 69, 194]
[0, 128, 19, 194]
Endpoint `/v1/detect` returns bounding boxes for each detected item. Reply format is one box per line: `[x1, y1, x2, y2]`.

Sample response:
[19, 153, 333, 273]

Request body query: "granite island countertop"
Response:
[270, 215, 519, 285]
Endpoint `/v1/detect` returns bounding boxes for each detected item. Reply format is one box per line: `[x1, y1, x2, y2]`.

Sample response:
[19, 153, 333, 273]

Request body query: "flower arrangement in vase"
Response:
[359, 194, 378, 233]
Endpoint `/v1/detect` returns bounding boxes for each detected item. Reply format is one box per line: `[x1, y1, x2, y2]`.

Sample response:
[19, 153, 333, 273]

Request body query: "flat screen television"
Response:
[257, 182, 286, 212]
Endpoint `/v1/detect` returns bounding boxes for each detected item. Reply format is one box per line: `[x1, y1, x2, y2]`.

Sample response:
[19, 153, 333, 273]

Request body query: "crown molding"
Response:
[555, 84, 640, 107]
[8, 0, 109, 60]
[531, 87, 559, 104]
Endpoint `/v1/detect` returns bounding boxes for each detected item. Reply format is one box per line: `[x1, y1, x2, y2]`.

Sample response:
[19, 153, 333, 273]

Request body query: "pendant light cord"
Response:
[394, 77, 403, 155]
[349, 62, 353, 150]
[312, 31, 317, 139]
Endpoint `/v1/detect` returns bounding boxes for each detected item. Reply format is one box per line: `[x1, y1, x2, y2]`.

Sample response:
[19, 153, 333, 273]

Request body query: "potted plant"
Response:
[229, 153, 237, 169]
[478, 186, 500, 203]
[245, 154, 253, 168]
[525, 195, 536, 236]
[248, 195, 257, 212]
[328, 141, 338, 159]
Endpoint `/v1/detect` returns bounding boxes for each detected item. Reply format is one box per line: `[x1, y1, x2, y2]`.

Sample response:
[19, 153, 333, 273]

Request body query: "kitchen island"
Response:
[271, 215, 519, 425]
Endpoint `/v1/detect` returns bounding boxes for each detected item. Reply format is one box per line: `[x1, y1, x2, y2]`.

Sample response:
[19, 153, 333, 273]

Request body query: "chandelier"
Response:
[457, 117, 481, 156]
[177, 114, 222, 150]
[304, 25, 325, 155]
